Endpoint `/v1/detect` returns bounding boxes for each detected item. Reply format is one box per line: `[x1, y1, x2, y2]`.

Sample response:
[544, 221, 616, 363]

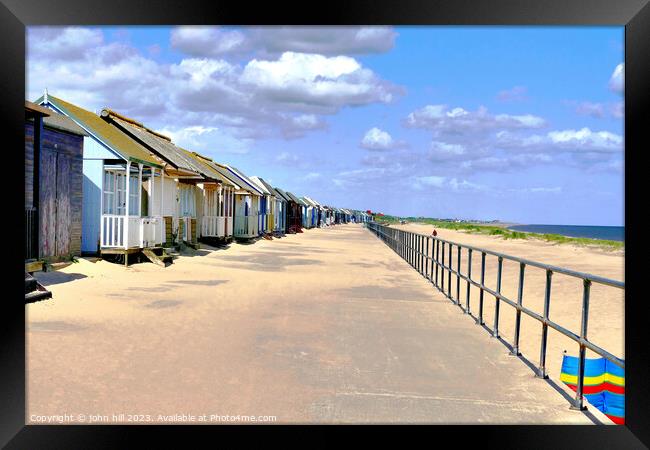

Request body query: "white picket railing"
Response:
[234, 214, 259, 238]
[201, 215, 227, 237]
[101, 214, 163, 249]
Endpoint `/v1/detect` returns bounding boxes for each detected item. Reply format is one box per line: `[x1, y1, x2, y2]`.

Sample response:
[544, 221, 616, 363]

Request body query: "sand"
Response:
[26, 224, 610, 424]
[391, 223, 625, 382]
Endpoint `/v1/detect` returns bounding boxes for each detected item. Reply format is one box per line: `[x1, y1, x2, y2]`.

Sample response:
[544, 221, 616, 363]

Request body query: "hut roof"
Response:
[180, 150, 237, 187]
[248, 176, 272, 196]
[256, 177, 285, 201]
[101, 109, 203, 177]
[36, 94, 163, 168]
[43, 111, 88, 136]
[273, 187, 293, 203]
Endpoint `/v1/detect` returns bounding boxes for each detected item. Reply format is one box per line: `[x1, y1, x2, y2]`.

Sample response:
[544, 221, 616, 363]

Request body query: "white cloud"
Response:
[170, 26, 397, 57]
[496, 128, 622, 154]
[405, 104, 546, 136]
[609, 63, 624, 95]
[240, 52, 400, 112]
[359, 127, 400, 150]
[428, 141, 467, 161]
[28, 27, 402, 148]
[159, 125, 251, 155]
[170, 27, 247, 57]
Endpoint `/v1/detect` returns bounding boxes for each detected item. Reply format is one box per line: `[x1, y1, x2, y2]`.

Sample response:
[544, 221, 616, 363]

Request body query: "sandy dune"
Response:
[26, 224, 610, 424]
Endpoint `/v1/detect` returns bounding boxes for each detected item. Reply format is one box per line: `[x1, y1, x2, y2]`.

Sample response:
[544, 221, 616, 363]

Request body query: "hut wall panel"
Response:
[82, 159, 103, 254]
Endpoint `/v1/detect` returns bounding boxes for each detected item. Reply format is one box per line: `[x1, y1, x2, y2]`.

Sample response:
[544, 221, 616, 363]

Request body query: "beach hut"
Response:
[181, 151, 238, 243]
[254, 177, 286, 237]
[37, 93, 169, 266]
[25, 101, 86, 273]
[299, 197, 314, 229]
[281, 190, 303, 233]
[212, 164, 262, 239]
[249, 176, 276, 238]
[302, 197, 320, 228]
[273, 187, 296, 234]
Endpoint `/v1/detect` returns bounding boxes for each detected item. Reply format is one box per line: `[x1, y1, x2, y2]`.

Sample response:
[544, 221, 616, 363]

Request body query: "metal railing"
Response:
[366, 222, 624, 412]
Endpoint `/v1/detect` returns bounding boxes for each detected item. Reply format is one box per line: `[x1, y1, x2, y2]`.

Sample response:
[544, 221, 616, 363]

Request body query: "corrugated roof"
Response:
[38, 95, 163, 167]
[248, 176, 272, 196]
[273, 187, 292, 203]
[180, 150, 236, 187]
[256, 177, 285, 201]
[101, 110, 203, 176]
[286, 191, 307, 206]
[195, 158, 243, 190]
[225, 165, 263, 196]
[43, 111, 88, 136]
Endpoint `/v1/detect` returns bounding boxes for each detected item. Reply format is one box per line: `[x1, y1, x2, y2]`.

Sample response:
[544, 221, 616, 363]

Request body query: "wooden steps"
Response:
[25, 272, 52, 304]
[142, 247, 174, 267]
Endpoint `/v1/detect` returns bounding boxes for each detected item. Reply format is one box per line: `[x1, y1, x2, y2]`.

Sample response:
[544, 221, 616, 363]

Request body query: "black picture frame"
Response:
[2, 0, 648, 447]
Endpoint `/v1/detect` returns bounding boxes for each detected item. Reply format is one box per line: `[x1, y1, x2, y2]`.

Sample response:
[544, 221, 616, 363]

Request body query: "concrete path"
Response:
[27, 224, 600, 424]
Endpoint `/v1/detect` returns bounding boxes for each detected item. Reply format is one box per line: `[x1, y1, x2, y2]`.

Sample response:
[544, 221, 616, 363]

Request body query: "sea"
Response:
[507, 224, 625, 242]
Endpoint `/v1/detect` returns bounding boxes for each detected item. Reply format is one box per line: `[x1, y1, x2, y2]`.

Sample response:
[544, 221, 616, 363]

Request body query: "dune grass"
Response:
[374, 215, 624, 251]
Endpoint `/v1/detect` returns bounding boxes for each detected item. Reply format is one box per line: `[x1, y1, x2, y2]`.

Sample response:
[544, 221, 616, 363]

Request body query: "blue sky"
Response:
[26, 26, 624, 225]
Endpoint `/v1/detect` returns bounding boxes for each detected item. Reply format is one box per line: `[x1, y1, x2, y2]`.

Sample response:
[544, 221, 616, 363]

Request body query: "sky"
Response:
[26, 26, 624, 225]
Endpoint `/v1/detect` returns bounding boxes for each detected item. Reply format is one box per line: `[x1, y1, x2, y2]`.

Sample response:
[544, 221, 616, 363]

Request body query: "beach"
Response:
[25, 224, 604, 424]
[392, 222, 625, 383]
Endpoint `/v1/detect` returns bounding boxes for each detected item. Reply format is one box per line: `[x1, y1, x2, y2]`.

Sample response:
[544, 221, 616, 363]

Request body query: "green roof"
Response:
[40, 94, 163, 168]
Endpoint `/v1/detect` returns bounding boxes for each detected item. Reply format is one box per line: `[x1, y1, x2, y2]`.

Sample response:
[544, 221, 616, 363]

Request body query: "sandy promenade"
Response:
[392, 223, 624, 386]
[27, 224, 606, 424]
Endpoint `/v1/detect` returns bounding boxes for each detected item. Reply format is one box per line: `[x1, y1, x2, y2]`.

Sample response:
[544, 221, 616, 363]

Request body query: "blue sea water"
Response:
[508, 224, 625, 242]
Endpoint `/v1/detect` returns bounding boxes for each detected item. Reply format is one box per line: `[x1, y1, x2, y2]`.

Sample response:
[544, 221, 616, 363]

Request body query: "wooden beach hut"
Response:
[37, 93, 169, 266]
[300, 197, 315, 229]
[249, 176, 276, 238]
[181, 151, 238, 244]
[25, 101, 86, 273]
[281, 190, 303, 233]
[212, 164, 262, 240]
[255, 177, 286, 237]
[273, 187, 295, 234]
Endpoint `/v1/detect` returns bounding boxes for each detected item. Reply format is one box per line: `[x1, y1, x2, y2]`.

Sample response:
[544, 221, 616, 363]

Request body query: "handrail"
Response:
[365, 221, 624, 412]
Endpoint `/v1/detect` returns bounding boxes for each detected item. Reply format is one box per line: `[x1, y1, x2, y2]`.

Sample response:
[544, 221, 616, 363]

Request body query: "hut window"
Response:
[103, 171, 115, 214]
[128, 174, 139, 216]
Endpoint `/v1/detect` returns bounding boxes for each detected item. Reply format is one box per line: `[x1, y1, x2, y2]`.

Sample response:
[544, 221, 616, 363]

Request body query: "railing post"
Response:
[440, 241, 446, 294]
[477, 252, 486, 325]
[572, 279, 591, 410]
[537, 269, 553, 379]
[425, 236, 430, 280]
[492, 256, 503, 338]
[465, 248, 472, 314]
[511, 263, 525, 356]
[456, 245, 462, 306]
[434, 239, 440, 287]
[447, 244, 452, 300]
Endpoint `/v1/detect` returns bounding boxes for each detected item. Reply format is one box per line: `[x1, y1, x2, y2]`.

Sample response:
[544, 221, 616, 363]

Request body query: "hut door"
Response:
[39, 149, 72, 258]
